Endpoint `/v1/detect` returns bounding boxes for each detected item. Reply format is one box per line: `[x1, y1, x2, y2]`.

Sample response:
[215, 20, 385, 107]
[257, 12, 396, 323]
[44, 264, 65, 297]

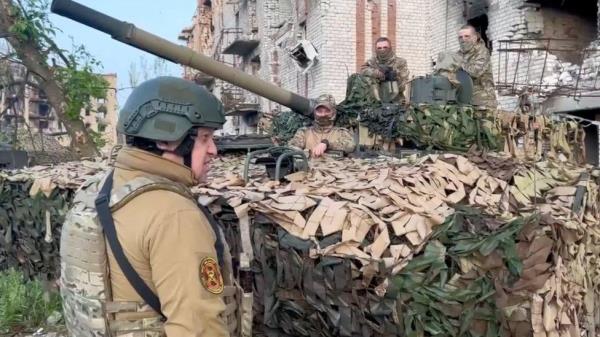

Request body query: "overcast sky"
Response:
[50, 0, 197, 110]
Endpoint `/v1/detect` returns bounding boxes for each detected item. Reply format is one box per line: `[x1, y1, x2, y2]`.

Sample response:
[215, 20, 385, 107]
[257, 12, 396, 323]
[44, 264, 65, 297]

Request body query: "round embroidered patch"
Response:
[199, 257, 224, 294]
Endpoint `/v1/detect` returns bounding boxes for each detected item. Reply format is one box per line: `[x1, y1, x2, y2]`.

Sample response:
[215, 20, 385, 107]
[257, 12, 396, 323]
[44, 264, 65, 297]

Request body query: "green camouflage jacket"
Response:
[457, 41, 498, 108]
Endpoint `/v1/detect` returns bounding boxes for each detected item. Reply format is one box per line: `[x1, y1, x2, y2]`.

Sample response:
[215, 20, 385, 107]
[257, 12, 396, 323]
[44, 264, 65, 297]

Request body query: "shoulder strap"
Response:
[199, 206, 225, 270]
[95, 170, 165, 319]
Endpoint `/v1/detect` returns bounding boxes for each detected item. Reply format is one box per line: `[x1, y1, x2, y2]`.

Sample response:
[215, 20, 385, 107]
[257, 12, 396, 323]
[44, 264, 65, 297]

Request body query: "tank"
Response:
[50, 0, 314, 117]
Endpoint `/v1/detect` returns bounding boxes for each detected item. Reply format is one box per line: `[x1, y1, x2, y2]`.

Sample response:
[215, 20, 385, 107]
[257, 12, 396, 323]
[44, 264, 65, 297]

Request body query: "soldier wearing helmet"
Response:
[60, 76, 232, 337]
[288, 94, 356, 157]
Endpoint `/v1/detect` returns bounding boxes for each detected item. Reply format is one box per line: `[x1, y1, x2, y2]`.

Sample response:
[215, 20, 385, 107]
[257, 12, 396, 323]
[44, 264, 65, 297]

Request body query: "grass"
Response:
[0, 269, 63, 334]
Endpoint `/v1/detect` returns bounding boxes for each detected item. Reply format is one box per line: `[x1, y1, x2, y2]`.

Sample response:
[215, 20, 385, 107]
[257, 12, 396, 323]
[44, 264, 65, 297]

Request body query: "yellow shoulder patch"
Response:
[199, 257, 224, 294]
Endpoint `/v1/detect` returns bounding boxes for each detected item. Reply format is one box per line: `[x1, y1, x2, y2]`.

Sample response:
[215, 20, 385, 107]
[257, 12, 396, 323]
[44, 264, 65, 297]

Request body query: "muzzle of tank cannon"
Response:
[50, 0, 314, 117]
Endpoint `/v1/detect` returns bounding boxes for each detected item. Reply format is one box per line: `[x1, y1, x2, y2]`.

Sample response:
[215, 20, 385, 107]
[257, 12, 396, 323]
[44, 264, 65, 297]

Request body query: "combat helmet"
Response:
[117, 76, 226, 142]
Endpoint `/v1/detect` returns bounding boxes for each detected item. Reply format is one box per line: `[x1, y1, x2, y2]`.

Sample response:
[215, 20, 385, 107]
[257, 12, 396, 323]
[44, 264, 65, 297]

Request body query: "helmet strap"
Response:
[174, 134, 196, 167]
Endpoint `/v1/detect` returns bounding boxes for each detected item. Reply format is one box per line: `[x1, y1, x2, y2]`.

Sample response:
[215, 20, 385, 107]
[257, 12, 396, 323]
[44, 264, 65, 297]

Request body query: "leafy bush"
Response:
[0, 269, 62, 333]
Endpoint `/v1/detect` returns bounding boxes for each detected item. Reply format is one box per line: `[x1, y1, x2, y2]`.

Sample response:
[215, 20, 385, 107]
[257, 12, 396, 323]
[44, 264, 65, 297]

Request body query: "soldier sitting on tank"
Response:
[60, 76, 233, 337]
[288, 94, 355, 157]
[360, 36, 410, 104]
[456, 24, 498, 109]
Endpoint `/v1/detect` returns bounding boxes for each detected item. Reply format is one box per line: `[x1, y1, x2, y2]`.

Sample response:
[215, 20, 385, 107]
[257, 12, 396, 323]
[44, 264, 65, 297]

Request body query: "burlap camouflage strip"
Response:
[201, 152, 600, 337]
[1, 130, 599, 337]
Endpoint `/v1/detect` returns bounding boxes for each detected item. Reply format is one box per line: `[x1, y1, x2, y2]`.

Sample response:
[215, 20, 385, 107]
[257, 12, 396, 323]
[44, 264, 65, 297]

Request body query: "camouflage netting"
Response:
[0, 141, 599, 336]
[270, 110, 312, 145]
[202, 153, 600, 337]
[336, 73, 380, 128]
[0, 161, 106, 280]
[1, 129, 81, 165]
[400, 105, 502, 152]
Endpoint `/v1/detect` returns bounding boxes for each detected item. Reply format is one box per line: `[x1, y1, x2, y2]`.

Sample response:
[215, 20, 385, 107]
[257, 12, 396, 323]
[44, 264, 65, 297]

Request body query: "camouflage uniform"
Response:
[360, 51, 410, 103]
[457, 41, 498, 109]
[288, 94, 356, 154]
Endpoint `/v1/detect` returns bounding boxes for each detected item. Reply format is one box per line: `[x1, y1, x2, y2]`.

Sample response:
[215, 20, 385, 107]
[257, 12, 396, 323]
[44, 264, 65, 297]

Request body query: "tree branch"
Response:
[14, 0, 72, 67]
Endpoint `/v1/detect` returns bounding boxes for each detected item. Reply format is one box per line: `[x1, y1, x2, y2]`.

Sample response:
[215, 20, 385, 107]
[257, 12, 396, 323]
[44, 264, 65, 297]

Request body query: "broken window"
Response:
[38, 103, 49, 117]
[288, 40, 319, 73]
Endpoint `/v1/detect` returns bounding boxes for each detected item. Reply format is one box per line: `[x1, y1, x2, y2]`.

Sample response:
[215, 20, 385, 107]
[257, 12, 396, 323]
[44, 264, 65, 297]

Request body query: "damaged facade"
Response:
[180, 0, 600, 164]
[0, 57, 119, 152]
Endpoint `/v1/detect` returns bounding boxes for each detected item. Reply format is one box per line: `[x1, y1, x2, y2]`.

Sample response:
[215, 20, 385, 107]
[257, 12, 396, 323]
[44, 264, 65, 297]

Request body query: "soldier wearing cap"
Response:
[288, 94, 356, 157]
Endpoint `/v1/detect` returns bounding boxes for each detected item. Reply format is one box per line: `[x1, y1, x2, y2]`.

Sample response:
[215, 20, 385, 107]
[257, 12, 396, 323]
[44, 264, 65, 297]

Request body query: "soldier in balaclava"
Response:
[456, 24, 498, 109]
[288, 94, 356, 157]
[360, 37, 410, 103]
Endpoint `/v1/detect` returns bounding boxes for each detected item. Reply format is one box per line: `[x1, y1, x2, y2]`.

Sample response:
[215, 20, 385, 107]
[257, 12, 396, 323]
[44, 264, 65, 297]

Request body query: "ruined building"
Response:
[179, 0, 600, 164]
[0, 65, 119, 153]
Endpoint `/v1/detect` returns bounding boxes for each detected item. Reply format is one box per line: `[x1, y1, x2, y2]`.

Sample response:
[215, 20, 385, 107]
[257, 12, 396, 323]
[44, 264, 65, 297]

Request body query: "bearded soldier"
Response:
[457, 24, 498, 109]
[60, 76, 234, 337]
[288, 94, 355, 157]
[360, 37, 410, 103]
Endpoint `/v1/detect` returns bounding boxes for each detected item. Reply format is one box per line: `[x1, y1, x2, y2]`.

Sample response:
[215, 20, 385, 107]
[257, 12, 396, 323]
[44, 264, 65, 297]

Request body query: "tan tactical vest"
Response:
[60, 172, 240, 337]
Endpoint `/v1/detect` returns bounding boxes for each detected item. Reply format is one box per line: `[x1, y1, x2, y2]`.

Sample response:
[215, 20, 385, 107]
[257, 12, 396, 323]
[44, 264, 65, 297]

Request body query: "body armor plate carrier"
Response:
[60, 172, 240, 337]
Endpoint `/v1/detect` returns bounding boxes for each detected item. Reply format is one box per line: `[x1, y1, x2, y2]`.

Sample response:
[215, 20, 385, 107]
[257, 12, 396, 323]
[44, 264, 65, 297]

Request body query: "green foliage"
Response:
[7, 0, 109, 121]
[53, 44, 108, 120]
[8, 0, 56, 46]
[87, 128, 107, 148]
[0, 269, 63, 333]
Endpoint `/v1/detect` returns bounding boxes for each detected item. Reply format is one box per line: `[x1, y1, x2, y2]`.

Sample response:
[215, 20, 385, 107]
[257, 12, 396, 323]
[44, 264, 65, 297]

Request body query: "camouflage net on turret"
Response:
[270, 110, 312, 145]
[203, 153, 600, 337]
[1, 144, 599, 336]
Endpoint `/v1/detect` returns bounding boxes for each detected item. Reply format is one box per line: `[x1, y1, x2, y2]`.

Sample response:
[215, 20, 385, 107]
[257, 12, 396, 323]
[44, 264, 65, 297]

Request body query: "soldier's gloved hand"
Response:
[375, 69, 385, 80]
[311, 142, 328, 158]
[384, 69, 397, 81]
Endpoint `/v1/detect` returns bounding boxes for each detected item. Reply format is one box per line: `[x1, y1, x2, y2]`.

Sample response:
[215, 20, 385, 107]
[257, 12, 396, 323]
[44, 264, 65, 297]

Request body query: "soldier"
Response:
[60, 76, 233, 337]
[360, 37, 410, 103]
[457, 24, 498, 109]
[288, 94, 355, 157]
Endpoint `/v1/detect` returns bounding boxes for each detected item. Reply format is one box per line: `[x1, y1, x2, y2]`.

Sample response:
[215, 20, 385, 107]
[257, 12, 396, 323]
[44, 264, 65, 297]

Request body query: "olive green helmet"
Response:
[117, 76, 225, 142]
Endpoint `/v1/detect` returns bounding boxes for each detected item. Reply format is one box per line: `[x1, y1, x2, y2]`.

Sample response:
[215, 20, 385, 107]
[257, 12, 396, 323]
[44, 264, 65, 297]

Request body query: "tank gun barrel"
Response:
[50, 0, 312, 116]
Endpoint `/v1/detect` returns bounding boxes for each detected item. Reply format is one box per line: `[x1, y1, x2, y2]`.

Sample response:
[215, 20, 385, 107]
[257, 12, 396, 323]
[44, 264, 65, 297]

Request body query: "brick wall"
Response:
[398, 0, 437, 77]
[428, 0, 463, 67]
[317, 0, 356, 102]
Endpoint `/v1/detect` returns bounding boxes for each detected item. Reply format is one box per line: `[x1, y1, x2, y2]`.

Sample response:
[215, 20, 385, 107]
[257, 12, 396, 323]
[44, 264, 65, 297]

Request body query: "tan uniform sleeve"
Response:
[360, 59, 381, 79]
[461, 47, 491, 79]
[287, 127, 307, 151]
[396, 58, 410, 91]
[146, 203, 229, 337]
[329, 128, 356, 154]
